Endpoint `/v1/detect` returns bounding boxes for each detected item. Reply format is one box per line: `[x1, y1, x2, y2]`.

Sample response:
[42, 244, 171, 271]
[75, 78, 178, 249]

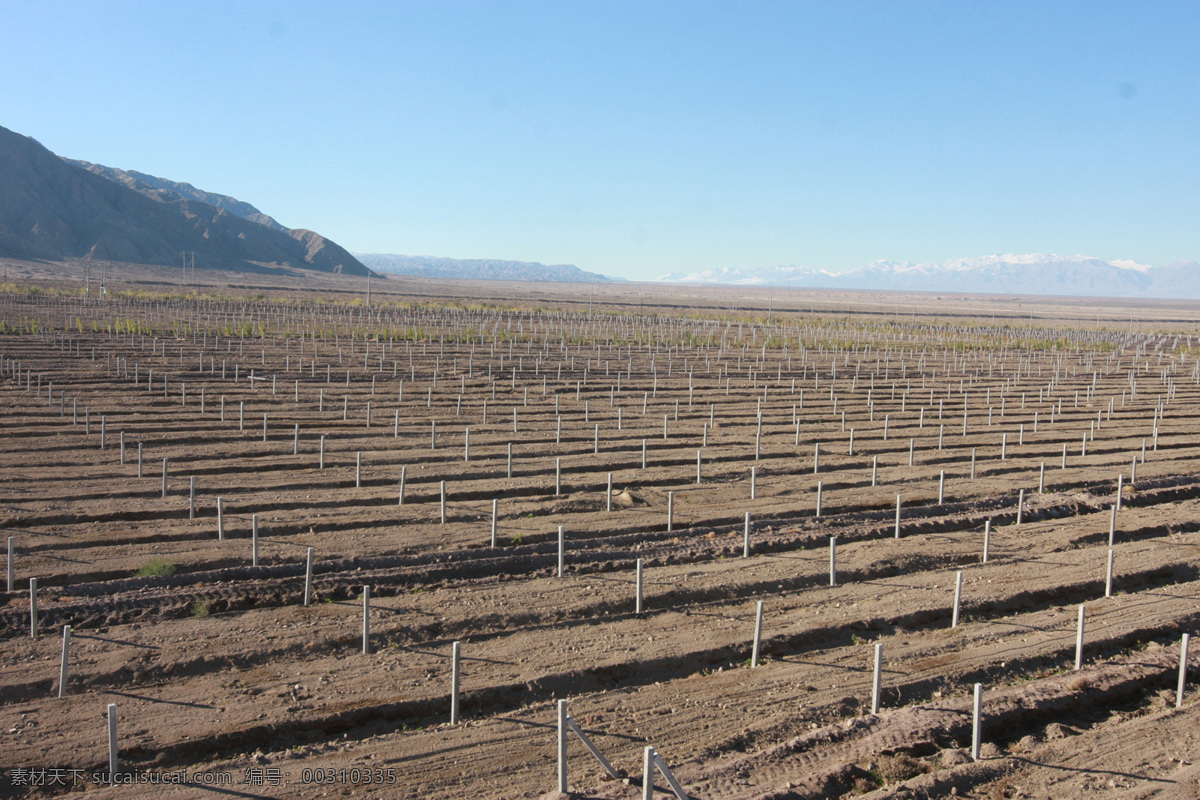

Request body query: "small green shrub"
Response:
[190, 599, 212, 618]
[133, 557, 176, 578]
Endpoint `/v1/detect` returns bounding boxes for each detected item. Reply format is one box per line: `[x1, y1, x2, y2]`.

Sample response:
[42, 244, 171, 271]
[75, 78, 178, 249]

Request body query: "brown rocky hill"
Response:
[0, 125, 372, 276]
[64, 160, 289, 232]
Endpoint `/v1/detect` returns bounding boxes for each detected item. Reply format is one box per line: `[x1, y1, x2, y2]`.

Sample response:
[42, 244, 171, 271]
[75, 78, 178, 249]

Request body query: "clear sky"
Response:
[1, 1, 1197, 279]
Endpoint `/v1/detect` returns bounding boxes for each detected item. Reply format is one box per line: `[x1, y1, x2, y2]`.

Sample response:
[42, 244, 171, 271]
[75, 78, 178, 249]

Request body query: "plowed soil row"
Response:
[1, 279, 1198, 800]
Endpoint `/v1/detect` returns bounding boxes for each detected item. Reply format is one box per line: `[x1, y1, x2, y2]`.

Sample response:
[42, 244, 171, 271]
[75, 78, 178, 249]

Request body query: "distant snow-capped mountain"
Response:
[656, 254, 1200, 299]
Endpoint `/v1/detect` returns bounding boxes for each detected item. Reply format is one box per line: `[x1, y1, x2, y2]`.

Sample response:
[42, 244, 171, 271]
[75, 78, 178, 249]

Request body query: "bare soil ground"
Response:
[1, 261, 1198, 799]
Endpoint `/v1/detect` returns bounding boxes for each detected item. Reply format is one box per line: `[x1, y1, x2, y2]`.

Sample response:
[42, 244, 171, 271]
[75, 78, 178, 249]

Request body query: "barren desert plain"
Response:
[2, 258, 1200, 800]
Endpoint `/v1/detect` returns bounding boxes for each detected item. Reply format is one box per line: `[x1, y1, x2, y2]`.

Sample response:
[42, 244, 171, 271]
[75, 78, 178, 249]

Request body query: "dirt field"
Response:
[1, 260, 1199, 799]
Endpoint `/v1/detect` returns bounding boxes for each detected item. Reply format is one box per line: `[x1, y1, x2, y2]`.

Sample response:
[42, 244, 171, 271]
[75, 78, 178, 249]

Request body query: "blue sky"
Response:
[2, 1, 1197, 279]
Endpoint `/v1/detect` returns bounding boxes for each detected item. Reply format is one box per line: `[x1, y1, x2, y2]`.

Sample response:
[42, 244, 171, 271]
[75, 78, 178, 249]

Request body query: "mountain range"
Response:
[656, 254, 1200, 299]
[0, 124, 370, 276]
[357, 253, 613, 283]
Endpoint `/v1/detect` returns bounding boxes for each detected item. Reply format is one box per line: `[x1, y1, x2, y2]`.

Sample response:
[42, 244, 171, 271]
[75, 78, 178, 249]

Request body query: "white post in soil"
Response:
[983, 520, 991, 563]
[816, 481, 823, 517]
[871, 642, 883, 714]
[58, 625, 71, 698]
[557, 526, 565, 577]
[440, 480, 447, 524]
[951, 570, 964, 628]
[829, 537, 837, 587]
[751, 600, 764, 668]
[1075, 603, 1086, 670]
[557, 698, 568, 794]
[667, 491, 674, 532]
[29, 577, 37, 638]
[107, 703, 119, 780]
[895, 495, 902, 539]
[1177, 633, 1191, 708]
[970, 684, 982, 761]
[450, 641, 461, 724]
[216, 497, 225, 540]
[303, 547, 314, 606]
[635, 558, 644, 614]
[642, 746, 654, 800]
[362, 585, 370, 655]
[490, 499, 498, 547]
[743, 512, 751, 558]
[1105, 549, 1115, 598]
